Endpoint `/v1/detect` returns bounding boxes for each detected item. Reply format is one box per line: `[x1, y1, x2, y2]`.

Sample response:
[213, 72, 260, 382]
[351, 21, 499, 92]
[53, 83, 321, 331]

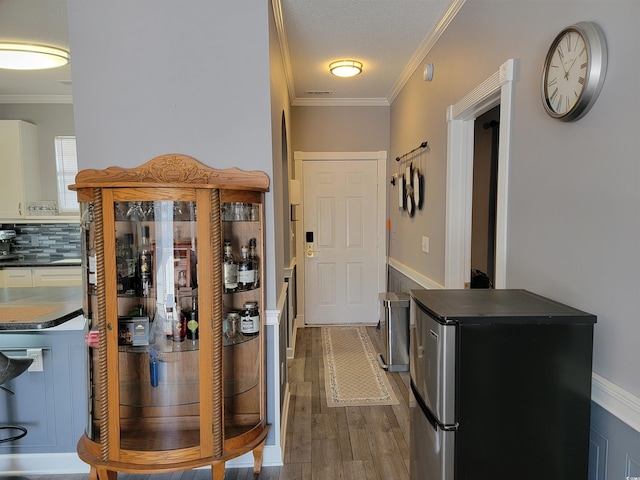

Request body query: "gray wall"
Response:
[387, 0, 640, 477]
[66, 0, 278, 308]
[390, 0, 640, 401]
[291, 106, 390, 153]
[0, 103, 75, 202]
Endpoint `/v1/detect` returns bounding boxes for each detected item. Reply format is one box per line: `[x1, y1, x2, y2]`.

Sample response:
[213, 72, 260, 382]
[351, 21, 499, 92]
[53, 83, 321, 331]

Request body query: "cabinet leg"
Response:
[94, 467, 117, 480]
[212, 461, 225, 480]
[252, 439, 266, 474]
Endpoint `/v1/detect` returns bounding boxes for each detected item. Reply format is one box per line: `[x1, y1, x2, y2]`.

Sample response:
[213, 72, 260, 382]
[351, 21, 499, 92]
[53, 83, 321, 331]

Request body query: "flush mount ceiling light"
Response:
[329, 60, 363, 78]
[0, 43, 70, 70]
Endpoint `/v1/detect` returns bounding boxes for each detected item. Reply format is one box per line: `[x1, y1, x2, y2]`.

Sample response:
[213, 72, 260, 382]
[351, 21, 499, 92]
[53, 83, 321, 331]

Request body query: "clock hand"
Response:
[566, 56, 578, 75]
[557, 47, 570, 79]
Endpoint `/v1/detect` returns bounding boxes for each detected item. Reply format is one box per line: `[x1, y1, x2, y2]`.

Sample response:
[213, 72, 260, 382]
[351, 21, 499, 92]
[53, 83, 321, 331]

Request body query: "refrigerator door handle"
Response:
[411, 380, 458, 432]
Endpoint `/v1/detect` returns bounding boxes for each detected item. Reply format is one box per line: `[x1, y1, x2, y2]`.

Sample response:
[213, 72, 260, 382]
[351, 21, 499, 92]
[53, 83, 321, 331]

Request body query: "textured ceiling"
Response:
[279, 0, 457, 106]
[0, 0, 461, 106]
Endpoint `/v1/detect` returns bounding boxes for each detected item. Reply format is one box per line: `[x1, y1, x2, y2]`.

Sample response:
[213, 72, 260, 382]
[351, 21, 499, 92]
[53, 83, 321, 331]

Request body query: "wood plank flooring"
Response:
[20, 326, 411, 480]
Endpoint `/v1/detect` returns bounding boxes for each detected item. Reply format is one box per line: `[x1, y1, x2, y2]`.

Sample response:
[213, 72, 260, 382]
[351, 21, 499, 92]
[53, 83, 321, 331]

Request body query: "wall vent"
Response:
[304, 90, 333, 96]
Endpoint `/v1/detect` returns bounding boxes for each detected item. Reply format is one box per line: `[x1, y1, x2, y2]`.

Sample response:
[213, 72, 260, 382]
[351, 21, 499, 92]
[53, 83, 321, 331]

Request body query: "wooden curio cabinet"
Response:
[70, 155, 270, 479]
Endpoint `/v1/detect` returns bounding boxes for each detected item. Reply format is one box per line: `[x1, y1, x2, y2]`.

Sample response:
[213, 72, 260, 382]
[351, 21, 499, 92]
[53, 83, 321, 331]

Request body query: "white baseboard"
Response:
[286, 315, 304, 358]
[226, 444, 283, 469]
[0, 445, 284, 475]
[279, 383, 291, 455]
[0, 453, 89, 475]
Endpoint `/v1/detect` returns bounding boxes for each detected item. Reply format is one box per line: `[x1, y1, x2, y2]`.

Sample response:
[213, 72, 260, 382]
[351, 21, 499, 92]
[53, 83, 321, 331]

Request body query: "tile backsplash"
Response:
[1, 222, 81, 260]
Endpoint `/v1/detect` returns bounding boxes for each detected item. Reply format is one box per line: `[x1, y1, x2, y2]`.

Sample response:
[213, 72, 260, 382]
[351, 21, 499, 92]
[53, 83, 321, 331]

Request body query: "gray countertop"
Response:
[0, 257, 81, 268]
[0, 286, 83, 330]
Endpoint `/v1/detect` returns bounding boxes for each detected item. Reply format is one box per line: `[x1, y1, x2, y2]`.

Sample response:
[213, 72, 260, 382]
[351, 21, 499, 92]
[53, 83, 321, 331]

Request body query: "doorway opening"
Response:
[445, 59, 516, 289]
[471, 105, 500, 288]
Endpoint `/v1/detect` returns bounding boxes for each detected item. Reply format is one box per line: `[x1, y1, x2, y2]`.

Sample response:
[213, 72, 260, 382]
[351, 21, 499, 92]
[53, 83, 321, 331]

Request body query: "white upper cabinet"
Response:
[0, 120, 41, 219]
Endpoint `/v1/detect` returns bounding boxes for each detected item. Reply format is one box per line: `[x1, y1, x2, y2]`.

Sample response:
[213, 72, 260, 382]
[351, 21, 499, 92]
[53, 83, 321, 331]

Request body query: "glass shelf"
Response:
[223, 332, 259, 348]
[118, 340, 199, 354]
[223, 285, 260, 295]
[224, 379, 259, 399]
[119, 381, 200, 408]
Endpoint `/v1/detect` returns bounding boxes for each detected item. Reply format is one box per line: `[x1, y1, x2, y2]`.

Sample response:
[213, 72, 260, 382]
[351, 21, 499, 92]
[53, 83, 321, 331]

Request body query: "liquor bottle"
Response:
[164, 294, 175, 338]
[138, 225, 153, 296]
[172, 299, 186, 342]
[223, 240, 238, 293]
[122, 233, 137, 294]
[115, 237, 126, 294]
[82, 202, 97, 296]
[249, 238, 260, 288]
[87, 236, 97, 294]
[186, 296, 199, 341]
[237, 245, 254, 290]
[120, 233, 138, 295]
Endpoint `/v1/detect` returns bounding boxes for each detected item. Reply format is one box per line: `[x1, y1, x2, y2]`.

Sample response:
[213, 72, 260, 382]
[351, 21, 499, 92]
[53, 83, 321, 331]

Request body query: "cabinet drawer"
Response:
[2, 268, 33, 287]
[33, 267, 82, 287]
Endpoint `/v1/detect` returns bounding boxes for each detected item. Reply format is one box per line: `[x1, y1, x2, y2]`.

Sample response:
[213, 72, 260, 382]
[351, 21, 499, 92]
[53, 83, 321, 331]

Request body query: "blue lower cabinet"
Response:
[0, 321, 87, 454]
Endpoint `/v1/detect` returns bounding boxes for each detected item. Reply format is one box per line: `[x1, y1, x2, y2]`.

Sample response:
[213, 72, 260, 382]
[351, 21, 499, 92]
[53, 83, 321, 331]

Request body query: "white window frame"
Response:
[54, 135, 79, 213]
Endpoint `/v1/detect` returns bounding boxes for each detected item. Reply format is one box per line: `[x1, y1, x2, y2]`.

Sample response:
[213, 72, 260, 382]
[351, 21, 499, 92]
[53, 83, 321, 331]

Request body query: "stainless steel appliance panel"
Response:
[410, 297, 456, 425]
[409, 288, 596, 480]
[409, 382, 454, 480]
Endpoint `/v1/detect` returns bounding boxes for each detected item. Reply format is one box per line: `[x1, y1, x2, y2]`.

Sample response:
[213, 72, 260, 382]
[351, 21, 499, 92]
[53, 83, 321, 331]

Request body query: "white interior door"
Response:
[303, 160, 378, 325]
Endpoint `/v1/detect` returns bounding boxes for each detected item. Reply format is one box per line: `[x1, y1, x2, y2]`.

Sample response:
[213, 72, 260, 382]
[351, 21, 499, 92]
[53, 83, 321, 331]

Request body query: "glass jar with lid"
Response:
[240, 301, 260, 335]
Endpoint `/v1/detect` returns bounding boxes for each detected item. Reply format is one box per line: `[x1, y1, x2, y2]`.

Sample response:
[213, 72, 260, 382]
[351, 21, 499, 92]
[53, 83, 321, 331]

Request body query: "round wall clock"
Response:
[541, 21, 608, 122]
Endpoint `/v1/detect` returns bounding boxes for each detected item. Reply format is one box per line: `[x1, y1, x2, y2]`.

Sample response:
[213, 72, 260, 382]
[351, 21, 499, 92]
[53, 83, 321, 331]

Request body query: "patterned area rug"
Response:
[322, 326, 399, 407]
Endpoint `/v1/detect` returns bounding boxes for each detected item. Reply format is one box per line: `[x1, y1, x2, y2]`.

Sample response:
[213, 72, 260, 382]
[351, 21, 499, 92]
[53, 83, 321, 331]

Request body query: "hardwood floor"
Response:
[21, 326, 411, 480]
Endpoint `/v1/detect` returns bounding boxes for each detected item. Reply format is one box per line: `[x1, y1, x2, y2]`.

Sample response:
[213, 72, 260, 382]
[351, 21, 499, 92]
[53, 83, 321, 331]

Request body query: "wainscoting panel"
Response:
[588, 425, 608, 480]
[590, 403, 640, 480]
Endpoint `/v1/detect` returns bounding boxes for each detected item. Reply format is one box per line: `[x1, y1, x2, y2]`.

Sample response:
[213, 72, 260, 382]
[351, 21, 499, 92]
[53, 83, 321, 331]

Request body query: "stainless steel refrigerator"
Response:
[409, 289, 596, 480]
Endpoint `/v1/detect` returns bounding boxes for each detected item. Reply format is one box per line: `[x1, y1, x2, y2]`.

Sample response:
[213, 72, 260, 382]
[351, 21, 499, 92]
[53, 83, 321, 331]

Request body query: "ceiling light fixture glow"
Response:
[0, 43, 70, 70]
[329, 60, 362, 78]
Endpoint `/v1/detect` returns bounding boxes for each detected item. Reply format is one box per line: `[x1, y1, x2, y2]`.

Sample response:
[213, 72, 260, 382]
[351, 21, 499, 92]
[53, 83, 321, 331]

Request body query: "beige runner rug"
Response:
[322, 326, 399, 407]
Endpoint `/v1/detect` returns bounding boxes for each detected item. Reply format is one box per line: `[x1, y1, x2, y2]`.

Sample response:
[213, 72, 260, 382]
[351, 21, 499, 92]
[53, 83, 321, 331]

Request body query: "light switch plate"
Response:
[421, 236, 429, 253]
[26, 348, 43, 372]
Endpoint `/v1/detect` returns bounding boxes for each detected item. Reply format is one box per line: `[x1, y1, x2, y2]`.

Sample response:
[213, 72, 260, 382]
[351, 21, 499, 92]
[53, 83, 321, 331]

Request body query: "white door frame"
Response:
[445, 59, 516, 289]
[294, 150, 388, 325]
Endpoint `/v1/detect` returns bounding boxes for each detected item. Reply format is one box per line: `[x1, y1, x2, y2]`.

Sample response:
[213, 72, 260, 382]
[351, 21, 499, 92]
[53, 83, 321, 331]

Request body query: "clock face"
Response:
[543, 29, 588, 116]
[541, 22, 608, 121]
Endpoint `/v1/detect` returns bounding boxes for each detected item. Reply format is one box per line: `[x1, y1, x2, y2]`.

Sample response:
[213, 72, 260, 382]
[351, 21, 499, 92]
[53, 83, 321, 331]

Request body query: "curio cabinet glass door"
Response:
[70, 154, 269, 480]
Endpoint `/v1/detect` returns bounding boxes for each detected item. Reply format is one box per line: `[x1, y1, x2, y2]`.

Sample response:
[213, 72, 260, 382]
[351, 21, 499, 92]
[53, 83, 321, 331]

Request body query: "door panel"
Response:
[304, 160, 378, 325]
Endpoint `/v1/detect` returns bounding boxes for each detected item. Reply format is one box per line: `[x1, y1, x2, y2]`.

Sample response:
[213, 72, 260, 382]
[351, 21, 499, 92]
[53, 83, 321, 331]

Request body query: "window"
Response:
[54, 136, 79, 213]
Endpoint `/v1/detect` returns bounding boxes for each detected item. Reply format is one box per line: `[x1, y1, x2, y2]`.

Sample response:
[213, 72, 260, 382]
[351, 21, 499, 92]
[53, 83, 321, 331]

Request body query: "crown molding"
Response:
[272, 0, 296, 106]
[387, 0, 466, 104]
[0, 94, 73, 104]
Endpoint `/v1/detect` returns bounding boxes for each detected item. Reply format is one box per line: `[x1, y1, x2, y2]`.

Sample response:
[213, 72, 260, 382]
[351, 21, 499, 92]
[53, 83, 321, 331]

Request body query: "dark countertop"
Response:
[0, 257, 81, 268]
[0, 286, 83, 330]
